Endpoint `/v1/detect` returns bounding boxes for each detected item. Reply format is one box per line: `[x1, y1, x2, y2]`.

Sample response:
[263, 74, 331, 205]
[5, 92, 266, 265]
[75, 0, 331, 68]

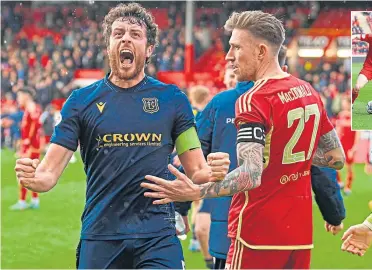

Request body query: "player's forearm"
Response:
[179, 148, 212, 184]
[312, 129, 345, 170]
[29, 144, 74, 192]
[191, 166, 213, 184]
[27, 169, 58, 192]
[199, 142, 263, 198]
[312, 148, 345, 170]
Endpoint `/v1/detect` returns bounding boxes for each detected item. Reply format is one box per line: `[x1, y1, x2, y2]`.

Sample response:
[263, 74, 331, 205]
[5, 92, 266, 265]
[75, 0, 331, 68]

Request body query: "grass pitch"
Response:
[1, 149, 372, 268]
[352, 62, 372, 130]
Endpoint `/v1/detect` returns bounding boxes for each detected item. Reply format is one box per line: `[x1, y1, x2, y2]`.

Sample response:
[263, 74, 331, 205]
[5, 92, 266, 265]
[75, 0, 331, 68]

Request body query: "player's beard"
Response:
[236, 63, 258, 82]
[108, 49, 145, 81]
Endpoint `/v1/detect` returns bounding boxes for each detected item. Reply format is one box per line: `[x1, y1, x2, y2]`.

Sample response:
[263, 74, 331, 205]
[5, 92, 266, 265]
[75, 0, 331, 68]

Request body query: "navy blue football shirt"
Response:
[51, 75, 195, 240]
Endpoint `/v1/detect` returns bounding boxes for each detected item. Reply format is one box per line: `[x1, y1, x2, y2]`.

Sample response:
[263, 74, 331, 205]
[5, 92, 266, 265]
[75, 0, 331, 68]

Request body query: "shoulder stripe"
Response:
[238, 79, 268, 114]
[246, 79, 268, 112]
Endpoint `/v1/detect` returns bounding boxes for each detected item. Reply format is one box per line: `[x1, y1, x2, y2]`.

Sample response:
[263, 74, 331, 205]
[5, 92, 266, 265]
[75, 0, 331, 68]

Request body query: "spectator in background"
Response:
[188, 85, 211, 118]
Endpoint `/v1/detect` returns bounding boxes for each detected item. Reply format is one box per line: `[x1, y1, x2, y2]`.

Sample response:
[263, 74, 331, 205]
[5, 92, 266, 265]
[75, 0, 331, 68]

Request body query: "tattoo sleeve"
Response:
[312, 129, 345, 170]
[199, 142, 264, 199]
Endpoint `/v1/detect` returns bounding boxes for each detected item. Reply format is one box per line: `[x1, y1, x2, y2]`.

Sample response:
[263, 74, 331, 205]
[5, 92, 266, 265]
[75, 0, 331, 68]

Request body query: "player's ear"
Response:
[146, 45, 154, 58]
[257, 43, 268, 60]
[282, 65, 288, 72]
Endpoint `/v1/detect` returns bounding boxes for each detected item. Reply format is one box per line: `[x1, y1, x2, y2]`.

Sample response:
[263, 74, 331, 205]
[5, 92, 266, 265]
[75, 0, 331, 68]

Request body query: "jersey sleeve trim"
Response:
[50, 141, 77, 152]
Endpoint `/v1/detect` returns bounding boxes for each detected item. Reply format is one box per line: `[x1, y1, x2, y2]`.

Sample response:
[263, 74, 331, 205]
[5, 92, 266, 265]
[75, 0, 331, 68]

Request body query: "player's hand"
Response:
[172, 155, 181, 167]
[364, 163, 372, 175]
[142, 164, 201, 204]
[341, 224, 372, 256]
[14, 158, 40, 189]
[325, 221, 344, 235]
[207, 152, 230, 182]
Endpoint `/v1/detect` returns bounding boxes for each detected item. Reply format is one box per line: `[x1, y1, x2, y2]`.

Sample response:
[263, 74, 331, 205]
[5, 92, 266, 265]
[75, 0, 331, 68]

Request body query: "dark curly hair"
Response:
[102, 3, 159, 48]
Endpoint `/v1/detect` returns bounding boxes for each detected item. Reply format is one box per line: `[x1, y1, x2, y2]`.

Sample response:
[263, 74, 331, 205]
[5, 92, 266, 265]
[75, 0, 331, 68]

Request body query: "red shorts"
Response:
[226, 239, 311, 269]
[360, 68, 372, 81]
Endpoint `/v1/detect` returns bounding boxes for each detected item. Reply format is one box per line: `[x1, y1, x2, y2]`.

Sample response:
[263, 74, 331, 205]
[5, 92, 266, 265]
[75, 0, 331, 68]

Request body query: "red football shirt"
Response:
[361, 34, 372, 70]
[21, 104, 42, 156]
[228, 74, 334, 250]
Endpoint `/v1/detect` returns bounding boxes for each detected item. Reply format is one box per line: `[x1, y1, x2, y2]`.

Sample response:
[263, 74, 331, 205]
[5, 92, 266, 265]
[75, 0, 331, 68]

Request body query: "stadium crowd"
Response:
[1, 2, 350, 153]
[352, 11, 371, 55]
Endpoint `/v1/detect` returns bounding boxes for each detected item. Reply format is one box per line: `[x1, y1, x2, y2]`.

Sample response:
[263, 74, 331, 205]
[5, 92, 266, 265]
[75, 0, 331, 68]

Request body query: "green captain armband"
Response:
[175, 127, 201, 155]
[363, 214, 372, 231]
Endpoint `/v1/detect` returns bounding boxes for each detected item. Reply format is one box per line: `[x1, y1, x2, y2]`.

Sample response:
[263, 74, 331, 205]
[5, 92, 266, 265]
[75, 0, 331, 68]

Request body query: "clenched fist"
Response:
[207, 152, 230, 182]
[14, 158, 40, 189]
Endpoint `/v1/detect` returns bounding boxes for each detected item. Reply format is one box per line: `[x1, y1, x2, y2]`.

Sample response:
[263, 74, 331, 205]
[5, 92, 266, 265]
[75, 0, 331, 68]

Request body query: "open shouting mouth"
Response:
[120, 49, 134, 67]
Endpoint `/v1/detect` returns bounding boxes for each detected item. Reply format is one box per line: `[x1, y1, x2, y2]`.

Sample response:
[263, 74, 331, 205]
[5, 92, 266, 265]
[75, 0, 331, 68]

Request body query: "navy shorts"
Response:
[76, 234, 185, 269]
[199, 198, 213, 214]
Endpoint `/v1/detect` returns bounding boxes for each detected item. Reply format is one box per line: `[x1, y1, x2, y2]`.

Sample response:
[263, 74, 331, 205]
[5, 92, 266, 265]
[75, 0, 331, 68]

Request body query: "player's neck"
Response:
[108, 71, 146, 89]
[256, 60, 287, 81]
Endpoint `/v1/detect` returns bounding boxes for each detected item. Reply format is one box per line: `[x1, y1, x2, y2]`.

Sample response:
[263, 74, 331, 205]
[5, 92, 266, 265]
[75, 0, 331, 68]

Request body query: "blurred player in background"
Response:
[11, 87, 42, 210]
[342, 213, 372, 256]
[352, 34, 372, 104]
[14, 3, 230, 269]
[142, 10, 345, 269]
[336, 94, 357, 195]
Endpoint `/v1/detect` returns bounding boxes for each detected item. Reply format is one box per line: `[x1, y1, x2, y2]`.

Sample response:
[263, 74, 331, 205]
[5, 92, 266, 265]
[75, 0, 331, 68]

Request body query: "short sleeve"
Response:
[196, 98, 215, 156]
[50, 90, 80, 151]
[234, 90, 270, 132]
[172, 88, 195, 141]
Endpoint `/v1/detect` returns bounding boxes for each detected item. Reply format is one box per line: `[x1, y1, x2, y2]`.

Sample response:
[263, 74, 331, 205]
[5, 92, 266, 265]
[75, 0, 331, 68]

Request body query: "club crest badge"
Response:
[142, 98, 159, 114]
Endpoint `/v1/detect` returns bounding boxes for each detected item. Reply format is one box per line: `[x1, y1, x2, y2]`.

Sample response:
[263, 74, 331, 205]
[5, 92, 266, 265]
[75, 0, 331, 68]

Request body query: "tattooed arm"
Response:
[198, 142, 264, 199]
[312, 129, 345, 170]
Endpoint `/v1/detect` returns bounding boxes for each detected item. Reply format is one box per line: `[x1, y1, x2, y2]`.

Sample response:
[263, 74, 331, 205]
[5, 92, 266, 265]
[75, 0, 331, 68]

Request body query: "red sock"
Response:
[352, 88, 359, 104]
[32, 192, 38, 199]
[20, 186, 27, 201]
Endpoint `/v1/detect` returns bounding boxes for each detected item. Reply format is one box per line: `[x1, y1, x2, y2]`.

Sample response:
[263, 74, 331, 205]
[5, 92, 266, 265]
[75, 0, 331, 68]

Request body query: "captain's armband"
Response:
[175, 127, 201, 155]
[237, 123, 266, 146]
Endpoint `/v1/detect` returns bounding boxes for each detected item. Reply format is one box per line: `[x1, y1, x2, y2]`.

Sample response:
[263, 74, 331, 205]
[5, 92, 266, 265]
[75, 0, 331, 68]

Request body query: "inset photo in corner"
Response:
[351, 11, 372, 130]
